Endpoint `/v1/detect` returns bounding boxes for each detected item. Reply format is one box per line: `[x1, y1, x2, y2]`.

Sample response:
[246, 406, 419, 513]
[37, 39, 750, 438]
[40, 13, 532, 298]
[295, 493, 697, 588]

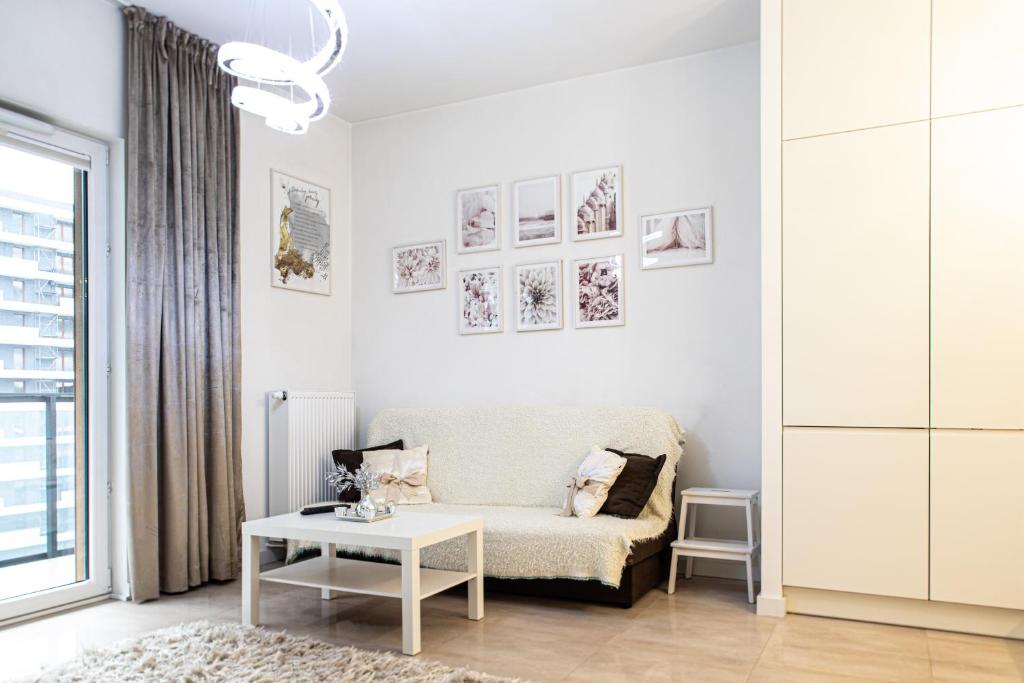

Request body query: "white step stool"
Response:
[668, 487, 760, 603]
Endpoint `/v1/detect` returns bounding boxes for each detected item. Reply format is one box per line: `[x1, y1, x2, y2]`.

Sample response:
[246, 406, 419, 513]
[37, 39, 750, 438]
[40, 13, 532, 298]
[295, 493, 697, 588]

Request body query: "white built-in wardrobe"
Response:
[766, 0, 1024, 634]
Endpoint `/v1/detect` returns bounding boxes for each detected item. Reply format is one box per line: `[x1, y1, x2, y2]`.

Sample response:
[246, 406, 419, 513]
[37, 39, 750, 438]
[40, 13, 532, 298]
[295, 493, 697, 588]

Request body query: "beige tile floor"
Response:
[1, 576, 1022, 682]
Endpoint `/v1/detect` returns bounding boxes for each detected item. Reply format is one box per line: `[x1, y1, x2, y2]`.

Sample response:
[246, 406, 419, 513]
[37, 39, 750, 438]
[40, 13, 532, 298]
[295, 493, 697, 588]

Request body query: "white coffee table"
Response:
[241, 510, 484, 655]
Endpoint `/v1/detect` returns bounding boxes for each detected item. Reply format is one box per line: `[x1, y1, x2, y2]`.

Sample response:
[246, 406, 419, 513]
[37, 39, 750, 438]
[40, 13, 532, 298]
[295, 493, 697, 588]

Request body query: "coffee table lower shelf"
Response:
[260, 557, 476, 600]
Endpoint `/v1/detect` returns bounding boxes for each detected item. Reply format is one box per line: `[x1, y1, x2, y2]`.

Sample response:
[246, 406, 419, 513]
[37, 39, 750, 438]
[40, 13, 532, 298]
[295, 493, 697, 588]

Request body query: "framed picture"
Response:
[458, 266, 503, 334]
[512, 175, 561, 247]
[392, 240, 446, 293]
[456, 184, 500, 253]
[271, 170, 331, 295]
[573, 255, 624, 328]
[640, 207, 713, 269]
[570, 165, 622, 241]
[514, 261, 562, 332]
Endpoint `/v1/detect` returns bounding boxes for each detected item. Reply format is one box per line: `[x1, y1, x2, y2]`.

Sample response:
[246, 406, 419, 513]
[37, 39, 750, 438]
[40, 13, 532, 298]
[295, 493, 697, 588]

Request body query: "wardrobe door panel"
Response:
[782, 0, 930, 139]
[783, 124, 930, 428]
[932, 0, 1024, 117]
[931, 430, 1024, 610]
[932, 108, 1024, 429]
[783, 428, 929, 599]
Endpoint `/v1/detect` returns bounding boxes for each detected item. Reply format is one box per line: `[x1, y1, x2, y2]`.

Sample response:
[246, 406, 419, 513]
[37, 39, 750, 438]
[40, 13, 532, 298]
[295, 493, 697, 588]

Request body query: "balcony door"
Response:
[0, 123, 109, 621]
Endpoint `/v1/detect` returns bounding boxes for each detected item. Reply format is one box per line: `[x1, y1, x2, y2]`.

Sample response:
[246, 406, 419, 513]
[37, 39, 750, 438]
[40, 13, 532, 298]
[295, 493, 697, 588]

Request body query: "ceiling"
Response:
[133, 0, 759, 122]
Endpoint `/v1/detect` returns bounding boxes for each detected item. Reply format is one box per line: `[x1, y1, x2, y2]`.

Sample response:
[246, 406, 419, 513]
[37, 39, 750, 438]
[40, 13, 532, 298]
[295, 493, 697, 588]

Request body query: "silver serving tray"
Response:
[334, 509, 395, 523]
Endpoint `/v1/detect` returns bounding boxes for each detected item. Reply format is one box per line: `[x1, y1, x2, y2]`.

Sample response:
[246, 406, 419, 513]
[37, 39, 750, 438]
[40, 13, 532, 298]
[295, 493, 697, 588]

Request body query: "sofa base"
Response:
[484, 547, 668, 608]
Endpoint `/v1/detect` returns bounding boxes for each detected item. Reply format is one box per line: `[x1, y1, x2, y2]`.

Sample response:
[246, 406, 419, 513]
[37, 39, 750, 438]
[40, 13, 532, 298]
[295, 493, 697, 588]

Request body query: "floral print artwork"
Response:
[459, 267, 502, 333]
[575, 256, 623, 327]
[392, 241, 445, 293]
[516, 262, 561, 331]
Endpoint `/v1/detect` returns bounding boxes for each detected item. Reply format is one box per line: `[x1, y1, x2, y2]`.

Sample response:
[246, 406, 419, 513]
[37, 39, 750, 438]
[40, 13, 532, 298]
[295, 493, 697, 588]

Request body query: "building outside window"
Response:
[7, 212, 23, 234]
[0, 184, 77, 573]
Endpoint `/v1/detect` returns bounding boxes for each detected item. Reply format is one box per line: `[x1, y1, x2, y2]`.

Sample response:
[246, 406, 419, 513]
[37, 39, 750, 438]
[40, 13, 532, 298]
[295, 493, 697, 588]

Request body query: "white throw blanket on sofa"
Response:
[329, 503, 672, 586]
[291, 406, 684, 587]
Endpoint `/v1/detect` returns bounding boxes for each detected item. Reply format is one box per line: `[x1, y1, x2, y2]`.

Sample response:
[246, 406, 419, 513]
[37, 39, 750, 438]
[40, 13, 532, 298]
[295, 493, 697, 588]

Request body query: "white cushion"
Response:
[363, 445, 432, 505]
[562, 446, 627, 517]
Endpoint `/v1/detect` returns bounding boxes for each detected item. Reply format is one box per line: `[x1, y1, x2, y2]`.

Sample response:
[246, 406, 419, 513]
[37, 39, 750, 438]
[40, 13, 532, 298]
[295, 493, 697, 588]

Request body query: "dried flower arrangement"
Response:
[326, 463, 383, 499]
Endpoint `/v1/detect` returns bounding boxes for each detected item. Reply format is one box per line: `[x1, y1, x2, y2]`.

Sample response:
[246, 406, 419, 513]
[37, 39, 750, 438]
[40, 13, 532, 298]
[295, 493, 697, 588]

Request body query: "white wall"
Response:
[239, 112, 353, 520]
[351, 42, 761, 576]
[0, 0, 125, 141]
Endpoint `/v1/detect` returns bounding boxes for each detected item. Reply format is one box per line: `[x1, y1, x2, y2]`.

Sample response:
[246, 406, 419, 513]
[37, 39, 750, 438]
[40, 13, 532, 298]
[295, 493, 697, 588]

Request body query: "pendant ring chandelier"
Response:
[217, 0, 348, 134]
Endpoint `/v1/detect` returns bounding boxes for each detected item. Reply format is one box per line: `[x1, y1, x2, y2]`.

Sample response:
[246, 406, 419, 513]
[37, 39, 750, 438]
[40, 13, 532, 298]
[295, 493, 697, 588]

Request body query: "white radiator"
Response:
[267, 391, 355, 516]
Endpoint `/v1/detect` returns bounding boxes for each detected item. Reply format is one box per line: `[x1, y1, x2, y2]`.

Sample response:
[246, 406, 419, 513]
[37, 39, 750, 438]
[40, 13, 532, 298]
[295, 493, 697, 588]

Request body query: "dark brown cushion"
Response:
[599, 448, 667, 518]
[330, 440, 404, 502]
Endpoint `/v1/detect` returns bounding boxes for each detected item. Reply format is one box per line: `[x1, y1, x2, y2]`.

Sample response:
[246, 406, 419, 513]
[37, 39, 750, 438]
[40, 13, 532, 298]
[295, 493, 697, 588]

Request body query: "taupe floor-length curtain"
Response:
[124, 6, 244, 602]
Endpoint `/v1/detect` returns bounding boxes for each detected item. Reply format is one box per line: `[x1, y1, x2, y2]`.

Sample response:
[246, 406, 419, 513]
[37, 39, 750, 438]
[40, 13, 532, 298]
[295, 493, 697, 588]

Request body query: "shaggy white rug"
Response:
[25, 621, 520, 682]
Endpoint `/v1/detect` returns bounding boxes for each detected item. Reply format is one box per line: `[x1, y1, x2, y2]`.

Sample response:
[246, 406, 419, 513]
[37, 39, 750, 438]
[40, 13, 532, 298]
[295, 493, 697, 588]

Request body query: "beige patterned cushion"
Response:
[363, 445, 432, 505]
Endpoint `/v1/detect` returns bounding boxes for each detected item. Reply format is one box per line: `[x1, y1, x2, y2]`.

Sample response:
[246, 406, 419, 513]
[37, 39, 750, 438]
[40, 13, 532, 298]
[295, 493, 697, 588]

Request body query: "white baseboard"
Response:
[757, 593, 787, 617]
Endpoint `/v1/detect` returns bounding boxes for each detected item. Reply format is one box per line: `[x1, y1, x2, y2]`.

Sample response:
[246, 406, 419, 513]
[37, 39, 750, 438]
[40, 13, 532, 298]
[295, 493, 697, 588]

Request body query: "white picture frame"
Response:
[512, 175, 561, 247]
[456, 184, 501, 253]
[270, 170, 331, 295]
[640, 207, 713, 270]
[573, 255, 624, 328]
[514, 260, 563, 332]
[570, 165, 622, 242]
[458, 266, 503, 334]
[392, 240, 446, 293]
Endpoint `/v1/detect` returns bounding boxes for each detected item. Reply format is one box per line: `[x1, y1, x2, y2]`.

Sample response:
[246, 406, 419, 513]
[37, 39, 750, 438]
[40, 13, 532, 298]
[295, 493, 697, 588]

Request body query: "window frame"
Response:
[0, 124, 110, 623]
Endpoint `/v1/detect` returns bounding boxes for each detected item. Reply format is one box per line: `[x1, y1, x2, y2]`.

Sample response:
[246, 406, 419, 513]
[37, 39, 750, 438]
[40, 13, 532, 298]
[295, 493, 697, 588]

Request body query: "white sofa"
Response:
[343, 406, 685, 606]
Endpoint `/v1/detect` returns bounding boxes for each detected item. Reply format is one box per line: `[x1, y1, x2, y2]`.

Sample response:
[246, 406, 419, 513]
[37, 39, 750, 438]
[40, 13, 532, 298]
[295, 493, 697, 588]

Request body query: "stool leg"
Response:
[745, 499, 756, 603]
[753, 495, 761, 548]
[684, 505, 697, 579]
[668, 551, 679, 594]
[745, 500, 755, 552]
[745, 556, 754, 604]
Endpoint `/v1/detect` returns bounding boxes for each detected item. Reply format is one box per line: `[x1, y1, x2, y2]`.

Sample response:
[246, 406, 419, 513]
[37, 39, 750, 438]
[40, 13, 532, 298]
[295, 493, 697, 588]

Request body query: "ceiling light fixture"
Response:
[218, 0, 348, 135]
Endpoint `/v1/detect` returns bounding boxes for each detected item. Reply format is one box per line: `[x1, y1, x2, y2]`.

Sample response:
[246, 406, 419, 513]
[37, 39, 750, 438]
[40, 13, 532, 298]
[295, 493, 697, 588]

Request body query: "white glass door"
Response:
[0, 123, 109, 621]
